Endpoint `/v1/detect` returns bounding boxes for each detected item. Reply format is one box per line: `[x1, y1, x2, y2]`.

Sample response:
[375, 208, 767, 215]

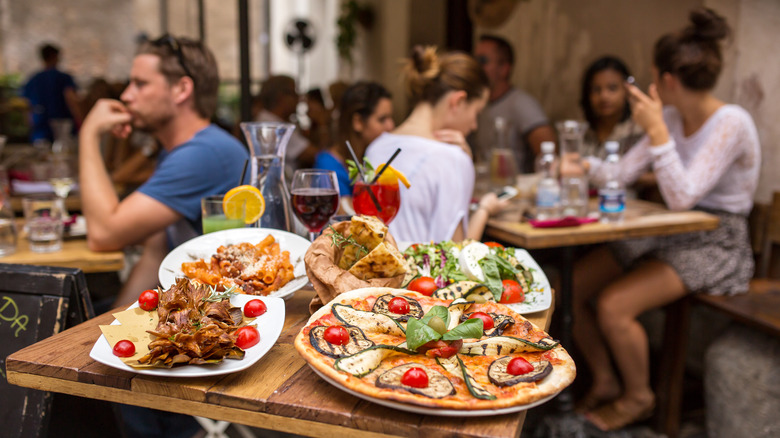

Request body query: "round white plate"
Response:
[158, 228, 311, 300]
[89, 294, 284, 377]
[503, 248, 552, 315]
[309, 365, 560, 416]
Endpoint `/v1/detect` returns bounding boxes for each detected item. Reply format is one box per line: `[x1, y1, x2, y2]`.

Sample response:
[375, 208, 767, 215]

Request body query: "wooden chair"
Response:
[654, 192, 780, 438]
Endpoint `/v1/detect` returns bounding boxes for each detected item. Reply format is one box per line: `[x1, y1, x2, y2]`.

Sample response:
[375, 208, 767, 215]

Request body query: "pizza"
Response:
[294, 287, 576, 411]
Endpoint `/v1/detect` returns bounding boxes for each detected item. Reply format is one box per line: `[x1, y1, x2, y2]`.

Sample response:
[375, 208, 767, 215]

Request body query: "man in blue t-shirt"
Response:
[23, 43, 83, 142]
[79, 36, 249, 306]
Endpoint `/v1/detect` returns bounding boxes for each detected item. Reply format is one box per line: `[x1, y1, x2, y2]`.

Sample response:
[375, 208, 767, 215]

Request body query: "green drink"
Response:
[202, 215, 245, 234]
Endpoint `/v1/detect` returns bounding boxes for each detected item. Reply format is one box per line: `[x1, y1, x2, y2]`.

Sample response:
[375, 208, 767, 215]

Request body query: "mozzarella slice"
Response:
[458, 242, 490, 282]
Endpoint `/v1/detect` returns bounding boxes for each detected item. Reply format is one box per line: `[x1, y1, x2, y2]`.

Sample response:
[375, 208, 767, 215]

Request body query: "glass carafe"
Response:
[556, 120, 589, 217]
[240, 122, 295, 231]
[489, 117, 519, 191]
[50, 119, 75, 157]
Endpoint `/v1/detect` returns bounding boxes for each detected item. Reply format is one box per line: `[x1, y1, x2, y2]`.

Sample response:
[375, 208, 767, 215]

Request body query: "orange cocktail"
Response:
[352, 181, 400, 224]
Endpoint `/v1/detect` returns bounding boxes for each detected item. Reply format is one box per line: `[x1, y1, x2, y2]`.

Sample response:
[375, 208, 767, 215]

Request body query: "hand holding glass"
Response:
[290, 169, 339, 241]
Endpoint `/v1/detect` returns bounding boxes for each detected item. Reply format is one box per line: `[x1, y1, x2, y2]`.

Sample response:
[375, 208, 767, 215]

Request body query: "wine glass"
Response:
[48, 156, 76, 216]
[352, 176, 401, 225]
[290, 169, 340, 241]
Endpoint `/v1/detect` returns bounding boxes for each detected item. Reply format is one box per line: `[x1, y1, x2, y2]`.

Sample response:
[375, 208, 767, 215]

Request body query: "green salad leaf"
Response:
[442, 318, 483, 341]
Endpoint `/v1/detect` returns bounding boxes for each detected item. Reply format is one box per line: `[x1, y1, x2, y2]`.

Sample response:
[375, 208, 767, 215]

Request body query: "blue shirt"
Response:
[138, 125, 249, 247]
[22, 68, 77, 142]
[314, 151, 352, 195]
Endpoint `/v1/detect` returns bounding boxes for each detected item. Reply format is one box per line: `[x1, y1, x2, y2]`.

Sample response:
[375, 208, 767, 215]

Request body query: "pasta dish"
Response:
[181, 235, 295, 295]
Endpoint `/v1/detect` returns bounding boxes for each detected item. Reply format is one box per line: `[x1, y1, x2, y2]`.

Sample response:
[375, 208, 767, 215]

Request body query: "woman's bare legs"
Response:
[572, 246, 625, 407]
[586, 259, 687, 430]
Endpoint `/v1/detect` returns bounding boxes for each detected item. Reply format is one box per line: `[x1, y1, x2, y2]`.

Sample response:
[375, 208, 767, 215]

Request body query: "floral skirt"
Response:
[609, 208, 753, 296]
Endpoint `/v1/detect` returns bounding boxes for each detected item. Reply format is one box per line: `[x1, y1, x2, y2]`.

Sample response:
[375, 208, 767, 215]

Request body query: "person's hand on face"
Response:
[433, 129, 472, 159]
[626, 83, 668, 144]
[82, 99, 133, 139]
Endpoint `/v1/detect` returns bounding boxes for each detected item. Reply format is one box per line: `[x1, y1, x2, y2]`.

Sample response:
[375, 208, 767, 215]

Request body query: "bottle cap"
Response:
[605, 141, 619, 154]
[541, 141, 555, 154]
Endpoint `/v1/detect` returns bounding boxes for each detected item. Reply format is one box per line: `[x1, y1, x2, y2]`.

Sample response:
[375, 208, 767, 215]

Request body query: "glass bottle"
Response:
[535, 141, 560, 220]
[240, 122, 295, 231]
[555, 120, 589, 217]
[598, 141, 626, 223]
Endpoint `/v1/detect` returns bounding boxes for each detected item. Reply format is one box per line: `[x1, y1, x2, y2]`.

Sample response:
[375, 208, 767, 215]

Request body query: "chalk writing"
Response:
[0, 296, 29, 337]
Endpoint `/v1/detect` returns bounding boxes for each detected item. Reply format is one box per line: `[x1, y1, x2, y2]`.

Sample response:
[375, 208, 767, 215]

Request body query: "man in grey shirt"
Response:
[473, 35, 556, 173]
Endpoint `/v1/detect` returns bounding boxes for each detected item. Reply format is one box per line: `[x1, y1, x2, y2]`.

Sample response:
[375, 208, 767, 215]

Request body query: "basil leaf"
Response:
[479, 258, 503, 301]
[443, 318, 484, 341]
[420, 305, 449, 327]
[486, 253, 519, 279]
[406, 317, 442, 351]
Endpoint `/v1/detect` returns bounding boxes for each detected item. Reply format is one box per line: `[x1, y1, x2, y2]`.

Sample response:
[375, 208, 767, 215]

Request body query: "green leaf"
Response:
[406, 317, 442, 351]
[443, 318, 484, 341]
[420, 305, 449, 327]
[479, 258, 503, 301]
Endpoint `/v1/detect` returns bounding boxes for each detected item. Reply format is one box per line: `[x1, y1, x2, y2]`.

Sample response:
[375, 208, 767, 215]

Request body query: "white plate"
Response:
[89, 294, 285, 377]
[309, 365, 560, 417]
[503, 248, 552, 315]
[158, 228, 311, 300]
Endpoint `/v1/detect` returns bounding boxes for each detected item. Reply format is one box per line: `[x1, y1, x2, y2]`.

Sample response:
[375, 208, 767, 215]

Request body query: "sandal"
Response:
[584, 399, 655, 431]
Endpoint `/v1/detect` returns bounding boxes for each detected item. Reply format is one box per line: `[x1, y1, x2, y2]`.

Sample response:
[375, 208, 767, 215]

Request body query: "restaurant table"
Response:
[0, 219, 124, 273]
[7, 288, 555, 438]
[484, 198, 719, 410]
[10, 193, 82, 214]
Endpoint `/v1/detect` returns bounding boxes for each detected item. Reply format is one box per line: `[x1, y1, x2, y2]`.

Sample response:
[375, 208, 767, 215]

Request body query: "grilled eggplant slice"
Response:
[446, 298, 473, 330]
[488, 356, 552, 386]
[376, 363, 455, 398]
[372, 294, 424, 322]
[332, 304, 405, 336]
[459, 336, 559, 356]
[334, 344, 416, 377]
[432, 282, 493, 301]
[460, 312, 515, 337]
[436, 356, 496, 400]
[309, 325, 374, 358]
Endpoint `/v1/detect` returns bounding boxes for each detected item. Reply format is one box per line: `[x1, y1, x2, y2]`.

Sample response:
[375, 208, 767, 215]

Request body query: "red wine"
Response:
[291, 188, 339, 232]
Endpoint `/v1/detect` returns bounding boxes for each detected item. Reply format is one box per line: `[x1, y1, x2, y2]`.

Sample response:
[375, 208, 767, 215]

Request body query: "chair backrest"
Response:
[758, 191, 780, 278]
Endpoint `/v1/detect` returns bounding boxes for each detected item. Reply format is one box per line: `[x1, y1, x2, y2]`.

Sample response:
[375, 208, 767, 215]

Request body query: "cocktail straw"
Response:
[238, 159, 248, 186]
[370, 148, 401, 184]
[345, 140, 382, 212]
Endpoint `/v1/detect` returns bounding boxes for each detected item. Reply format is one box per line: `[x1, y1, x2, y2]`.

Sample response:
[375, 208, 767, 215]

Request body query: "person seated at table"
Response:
[304, 88, 333, 150]
[365, 46, 509, 243]
[314, 81, 395, 212]
[79, 35, 249, 309]
[570, 8, 760, 431]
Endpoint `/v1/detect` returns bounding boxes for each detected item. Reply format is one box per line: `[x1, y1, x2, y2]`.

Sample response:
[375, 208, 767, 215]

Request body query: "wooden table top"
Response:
[7, 288, 554, 438]
[486, 199, 720, 249]
[0, 220, 124, 273]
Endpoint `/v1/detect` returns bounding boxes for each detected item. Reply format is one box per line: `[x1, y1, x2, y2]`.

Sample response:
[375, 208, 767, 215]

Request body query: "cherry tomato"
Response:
[401, 367, 429, 388]
[388, 297, 410, 314]
[138, 289, 159, 311]
[235, 326, 260, 349]
[506, 357, 535, 375]
[112, 340, 136, 357]
[323, 326, 350, 345]
[421, 340, 462, 359]
[244, 299, 267, 317]
[408, 276, 437, 296]
[500, 279, 525, 304]
[484, 242, 505, 249]
[469, 311, 495, 330]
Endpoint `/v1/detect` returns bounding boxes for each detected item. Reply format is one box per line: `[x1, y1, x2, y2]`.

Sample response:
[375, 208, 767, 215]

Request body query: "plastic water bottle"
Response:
[599, 141, 626, 223]
[535, 141, 560, 220]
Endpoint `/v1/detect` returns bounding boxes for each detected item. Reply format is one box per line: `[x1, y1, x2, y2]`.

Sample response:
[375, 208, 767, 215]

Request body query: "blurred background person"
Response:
[365, 46, 508, 243]
[314, 81, 394, 211]
[473, 35, 555, 173]
[22, 43, 83, 142]
[304, 88, 332, 150]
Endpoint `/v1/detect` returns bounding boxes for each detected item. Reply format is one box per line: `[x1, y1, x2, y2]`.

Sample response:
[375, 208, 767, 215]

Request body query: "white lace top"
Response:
[590, 105, 760, 215]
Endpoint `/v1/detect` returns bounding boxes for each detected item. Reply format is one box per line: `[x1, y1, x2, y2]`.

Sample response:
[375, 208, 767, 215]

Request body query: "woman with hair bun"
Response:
[572, 8, 760, 431]
[365, 46, 508, 243]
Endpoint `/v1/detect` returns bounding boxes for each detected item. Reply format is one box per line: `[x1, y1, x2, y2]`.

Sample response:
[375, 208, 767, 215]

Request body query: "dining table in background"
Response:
[7, 288, 555, 438]
[484, 198, 720, 410]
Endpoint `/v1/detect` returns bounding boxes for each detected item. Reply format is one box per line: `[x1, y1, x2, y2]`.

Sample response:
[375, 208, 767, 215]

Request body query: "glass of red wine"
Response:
[290, 169, 340, 241]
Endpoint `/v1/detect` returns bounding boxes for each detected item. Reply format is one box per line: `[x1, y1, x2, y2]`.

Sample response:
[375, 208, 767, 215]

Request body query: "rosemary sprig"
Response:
[203, 285, 238, 302]
[327, 225, 369, 259]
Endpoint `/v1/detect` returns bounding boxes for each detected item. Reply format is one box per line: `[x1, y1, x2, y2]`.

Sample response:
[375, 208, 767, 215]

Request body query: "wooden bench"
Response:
[655, 192, 780, 438]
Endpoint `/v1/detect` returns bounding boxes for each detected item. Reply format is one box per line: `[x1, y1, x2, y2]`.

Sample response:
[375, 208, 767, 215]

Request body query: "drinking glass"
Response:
[290, 169, 340, 241]
[22, 194, 65, 253]
[201, 195, 246, 234]
[352, 177, 401, 225]
[49, 155, 77, 216]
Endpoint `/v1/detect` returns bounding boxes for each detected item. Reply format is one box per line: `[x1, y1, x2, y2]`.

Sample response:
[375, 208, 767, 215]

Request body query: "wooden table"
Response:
[0, 220, 124, 273]
[7, 288, 554, 438]
[485, 199, 719, 410]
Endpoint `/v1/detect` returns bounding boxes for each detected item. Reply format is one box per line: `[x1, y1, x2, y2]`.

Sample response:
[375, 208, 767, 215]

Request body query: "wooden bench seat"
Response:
[695, 279, 780, 338]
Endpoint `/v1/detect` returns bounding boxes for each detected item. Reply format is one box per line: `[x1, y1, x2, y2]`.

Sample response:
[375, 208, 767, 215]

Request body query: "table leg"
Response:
[555, 246, 575, 413]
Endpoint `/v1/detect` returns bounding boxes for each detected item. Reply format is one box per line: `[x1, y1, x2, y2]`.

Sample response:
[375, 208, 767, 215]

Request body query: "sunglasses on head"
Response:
[150, 34, 194, 84]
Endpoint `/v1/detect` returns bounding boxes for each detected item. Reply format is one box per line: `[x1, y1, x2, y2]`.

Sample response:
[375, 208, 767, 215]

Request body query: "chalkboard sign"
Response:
[0, 264, 93, 438]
